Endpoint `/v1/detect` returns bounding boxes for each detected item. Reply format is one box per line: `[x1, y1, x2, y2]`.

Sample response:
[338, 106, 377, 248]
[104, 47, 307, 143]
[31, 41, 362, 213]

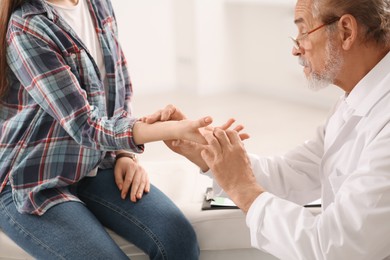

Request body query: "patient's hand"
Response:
[166, 119, 250, 172]
[114, 154, 150, 202]
[140, 104, 250, 171]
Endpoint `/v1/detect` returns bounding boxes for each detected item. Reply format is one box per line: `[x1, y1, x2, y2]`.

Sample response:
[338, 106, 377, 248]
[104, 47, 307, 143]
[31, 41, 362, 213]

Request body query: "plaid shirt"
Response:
[0, 0, 144, 215]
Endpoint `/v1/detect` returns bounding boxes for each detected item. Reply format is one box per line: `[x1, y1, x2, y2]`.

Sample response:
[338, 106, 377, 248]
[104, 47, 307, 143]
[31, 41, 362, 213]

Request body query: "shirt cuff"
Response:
[246, 192, 272, 226]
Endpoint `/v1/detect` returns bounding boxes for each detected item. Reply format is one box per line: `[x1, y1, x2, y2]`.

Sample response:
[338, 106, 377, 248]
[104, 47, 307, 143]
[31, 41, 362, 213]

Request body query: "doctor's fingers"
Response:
[219, 118, 245, 133]
[218, 118, 245, 133]
[218, 120, 250, 141]
[160, 104, 178, 121]
[220, 118, 236, 130]
[161, 105, 186, 120]
[231, 125, 250, 141]
[142, 109, 163, 124]
[200, 147, 217, 166]
[148, 104, 187, 123]
[225, 129, 244, 145]
[213, 128, 233, 147]
[203, 131, 223, 154]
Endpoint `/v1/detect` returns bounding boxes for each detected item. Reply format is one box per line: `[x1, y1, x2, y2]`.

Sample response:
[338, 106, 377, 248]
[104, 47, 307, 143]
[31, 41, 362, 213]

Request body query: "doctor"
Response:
[145, 0, 390, 259]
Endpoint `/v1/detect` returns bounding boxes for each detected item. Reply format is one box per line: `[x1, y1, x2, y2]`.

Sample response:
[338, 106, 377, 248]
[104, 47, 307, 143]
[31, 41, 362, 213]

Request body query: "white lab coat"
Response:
[209, 52, 390, 259]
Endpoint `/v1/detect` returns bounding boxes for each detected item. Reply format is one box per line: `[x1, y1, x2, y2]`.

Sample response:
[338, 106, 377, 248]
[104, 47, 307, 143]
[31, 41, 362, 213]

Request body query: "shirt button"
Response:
[71, 53, 77, 59]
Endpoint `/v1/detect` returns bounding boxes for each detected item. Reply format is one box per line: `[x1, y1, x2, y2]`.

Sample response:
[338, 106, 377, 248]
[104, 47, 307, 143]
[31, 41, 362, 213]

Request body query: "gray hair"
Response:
[312, 0, 390, 46]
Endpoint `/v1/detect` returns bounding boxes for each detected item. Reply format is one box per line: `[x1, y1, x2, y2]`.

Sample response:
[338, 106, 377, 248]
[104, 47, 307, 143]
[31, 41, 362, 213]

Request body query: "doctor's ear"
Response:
[337, 14, 358, 51]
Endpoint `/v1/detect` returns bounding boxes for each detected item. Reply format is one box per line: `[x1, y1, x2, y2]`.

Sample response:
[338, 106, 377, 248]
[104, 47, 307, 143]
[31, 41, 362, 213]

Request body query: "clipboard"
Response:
[201, 187, 322, 210]
[201, 187, 239, 210]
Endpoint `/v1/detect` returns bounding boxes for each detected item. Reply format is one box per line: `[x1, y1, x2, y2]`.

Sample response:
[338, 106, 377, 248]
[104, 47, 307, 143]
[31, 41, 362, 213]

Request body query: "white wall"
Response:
[194, 0, 237, 95]
[111, 0, 176, 95]
[173, 0, 197, 92]
[111, 0, 342, 108]
[225, 1, 342, 107]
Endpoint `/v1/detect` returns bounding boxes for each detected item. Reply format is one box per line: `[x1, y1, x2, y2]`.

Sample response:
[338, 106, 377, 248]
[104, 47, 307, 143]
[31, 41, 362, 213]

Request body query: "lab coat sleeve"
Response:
[246, 130, 390, 260]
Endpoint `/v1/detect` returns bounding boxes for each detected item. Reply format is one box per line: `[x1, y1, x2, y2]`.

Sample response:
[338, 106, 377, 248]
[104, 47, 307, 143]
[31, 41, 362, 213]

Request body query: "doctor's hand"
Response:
[114, 152, 150, 202]
[140, 104, 187, 123]
[167, 119, 250, 172]
[201, 128, 263, 213]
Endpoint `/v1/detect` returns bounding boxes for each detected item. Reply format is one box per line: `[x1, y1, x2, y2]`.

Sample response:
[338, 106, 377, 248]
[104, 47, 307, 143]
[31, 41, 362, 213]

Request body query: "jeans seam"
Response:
[79, 191, 168, 259]
[0, 197, 66, 260]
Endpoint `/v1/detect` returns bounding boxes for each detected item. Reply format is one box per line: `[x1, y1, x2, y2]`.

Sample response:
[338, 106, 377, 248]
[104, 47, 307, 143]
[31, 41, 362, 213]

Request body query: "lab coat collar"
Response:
[322, 51, 390, 162]
[346, 51, 390, 117]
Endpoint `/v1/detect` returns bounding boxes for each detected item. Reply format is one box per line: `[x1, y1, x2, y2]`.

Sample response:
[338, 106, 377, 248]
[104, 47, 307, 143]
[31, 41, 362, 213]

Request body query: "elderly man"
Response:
[146, 0, 390, 259]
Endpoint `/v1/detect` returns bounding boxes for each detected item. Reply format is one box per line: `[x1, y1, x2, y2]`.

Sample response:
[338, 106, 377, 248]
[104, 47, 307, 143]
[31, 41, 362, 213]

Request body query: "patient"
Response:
[0, 0, 214, 259]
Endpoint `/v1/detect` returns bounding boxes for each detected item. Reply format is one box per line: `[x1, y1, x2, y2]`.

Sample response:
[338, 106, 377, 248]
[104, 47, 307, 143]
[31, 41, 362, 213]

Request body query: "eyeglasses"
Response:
[290, 17, 340, 50]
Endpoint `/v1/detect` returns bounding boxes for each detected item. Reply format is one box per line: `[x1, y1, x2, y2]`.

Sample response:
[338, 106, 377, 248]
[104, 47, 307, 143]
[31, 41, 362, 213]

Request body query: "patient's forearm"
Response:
[132, 116, 212, 145]
[132, 121, 183, 145]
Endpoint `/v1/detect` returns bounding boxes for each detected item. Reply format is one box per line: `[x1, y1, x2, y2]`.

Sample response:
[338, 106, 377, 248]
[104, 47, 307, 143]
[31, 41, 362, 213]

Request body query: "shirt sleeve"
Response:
[6, 20, 143, 153]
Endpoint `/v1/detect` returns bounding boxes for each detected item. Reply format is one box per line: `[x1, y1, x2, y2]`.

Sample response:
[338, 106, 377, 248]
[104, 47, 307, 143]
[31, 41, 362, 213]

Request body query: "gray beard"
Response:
[305, 39, 343, 91]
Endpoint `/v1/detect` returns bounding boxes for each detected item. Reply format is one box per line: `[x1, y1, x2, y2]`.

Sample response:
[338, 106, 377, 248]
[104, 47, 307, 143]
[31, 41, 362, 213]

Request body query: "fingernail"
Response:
[205, 117, 212, 123]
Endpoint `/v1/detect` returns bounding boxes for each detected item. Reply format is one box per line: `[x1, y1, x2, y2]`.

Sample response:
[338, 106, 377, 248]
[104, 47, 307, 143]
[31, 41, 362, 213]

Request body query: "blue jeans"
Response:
[0, 169, 199, 259]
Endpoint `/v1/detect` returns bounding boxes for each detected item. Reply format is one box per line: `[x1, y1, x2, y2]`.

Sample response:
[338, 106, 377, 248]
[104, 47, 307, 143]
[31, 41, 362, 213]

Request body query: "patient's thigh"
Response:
[0, 185, 127, 260]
